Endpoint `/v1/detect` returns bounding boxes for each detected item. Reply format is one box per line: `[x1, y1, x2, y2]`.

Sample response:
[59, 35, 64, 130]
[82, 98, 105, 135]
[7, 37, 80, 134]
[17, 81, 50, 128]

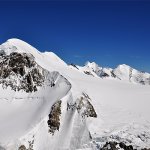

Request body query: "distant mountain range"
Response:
[70, 61, 150, 85]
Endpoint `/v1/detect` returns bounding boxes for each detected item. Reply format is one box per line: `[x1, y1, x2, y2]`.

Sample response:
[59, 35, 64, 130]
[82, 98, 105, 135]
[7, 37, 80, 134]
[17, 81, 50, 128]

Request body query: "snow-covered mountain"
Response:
[69, 62, 150, 85]
[0, 39, 150, 150]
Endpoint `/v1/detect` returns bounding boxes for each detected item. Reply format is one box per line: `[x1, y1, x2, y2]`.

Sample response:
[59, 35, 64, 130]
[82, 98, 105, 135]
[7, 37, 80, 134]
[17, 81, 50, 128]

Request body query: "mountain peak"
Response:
[7, 38, 26, 43]
[84, 61, 102, 76]
[117, 64, 131, 69]
[85, 61, 101, 69]
[6, 38, 35, 51]
[0, 38, 41, 57]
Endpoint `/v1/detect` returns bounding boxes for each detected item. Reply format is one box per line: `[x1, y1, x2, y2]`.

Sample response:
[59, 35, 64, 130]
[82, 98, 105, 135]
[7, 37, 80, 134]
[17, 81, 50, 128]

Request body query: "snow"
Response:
[73, 61, 150, 85]
[0, 38, 150, 149]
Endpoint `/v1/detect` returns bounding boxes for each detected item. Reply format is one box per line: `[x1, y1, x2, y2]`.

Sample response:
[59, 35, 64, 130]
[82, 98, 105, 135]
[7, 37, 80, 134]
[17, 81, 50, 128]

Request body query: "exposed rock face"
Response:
[18, 140, 34, 150]
[70, 63, 79, 70]
[0, 52, 57, 92]
[47, 100, 62, 135]
[100, 72, 110, 78]
[101, 141, 134, 150]
[18, 145, 27, 150]
[76, 93, 97, 118]
[84, 71, 94, 76]
[100, 141, 150, 150]
[67, 93, 97, 118]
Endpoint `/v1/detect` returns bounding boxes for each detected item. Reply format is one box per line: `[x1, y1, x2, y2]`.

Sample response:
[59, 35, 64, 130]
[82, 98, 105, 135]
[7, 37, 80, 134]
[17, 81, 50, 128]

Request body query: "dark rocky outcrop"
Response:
[67, 93, 97, 118]
[70, 63, 79, 70]
[76, 95, 97, 118]
[101, 141, 133, 150]
[84, 71, 94, 76]
[111, 71, 117, 78]
[0, 52, 52, 92]
[47, 100, 62, 135]
[100, 141, 150, 150]
[18, 139, 34, 150]
[18, 145, 27, 150]
[100, 72, 110, 78]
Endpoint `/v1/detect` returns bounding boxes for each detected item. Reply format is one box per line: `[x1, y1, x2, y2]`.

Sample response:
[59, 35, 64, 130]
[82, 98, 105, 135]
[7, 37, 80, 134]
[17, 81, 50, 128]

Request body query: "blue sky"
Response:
[0, 1, 150, 72]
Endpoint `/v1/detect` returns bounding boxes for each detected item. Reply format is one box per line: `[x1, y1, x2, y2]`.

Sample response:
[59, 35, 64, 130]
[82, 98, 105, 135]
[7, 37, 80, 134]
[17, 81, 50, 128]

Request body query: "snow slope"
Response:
[0, 39, 150, 150]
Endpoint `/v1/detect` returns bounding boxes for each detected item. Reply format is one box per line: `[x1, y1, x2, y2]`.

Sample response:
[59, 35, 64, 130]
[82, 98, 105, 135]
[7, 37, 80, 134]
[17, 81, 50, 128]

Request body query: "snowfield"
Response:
[0, 38, 150, 150]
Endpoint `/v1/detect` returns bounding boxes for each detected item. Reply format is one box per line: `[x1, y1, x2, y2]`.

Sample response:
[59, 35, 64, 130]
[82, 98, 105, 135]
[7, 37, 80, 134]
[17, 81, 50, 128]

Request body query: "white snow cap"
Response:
[85, 61, 102, 70]
[0, 38, 67, 67]
[116, 64, 131, 69]
[0, 38, 41, 55]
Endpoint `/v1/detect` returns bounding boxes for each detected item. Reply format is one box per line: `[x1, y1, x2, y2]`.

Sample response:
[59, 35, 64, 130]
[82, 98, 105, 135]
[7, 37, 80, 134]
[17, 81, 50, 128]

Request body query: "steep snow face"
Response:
[17, 92, 95, 150]
[113, 64, 132, 81]
[42, 52, 67, 67]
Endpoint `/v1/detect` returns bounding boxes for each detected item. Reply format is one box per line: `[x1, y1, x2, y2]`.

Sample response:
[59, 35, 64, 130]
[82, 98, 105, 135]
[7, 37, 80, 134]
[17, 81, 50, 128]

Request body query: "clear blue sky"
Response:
[0, 1, 150, 72]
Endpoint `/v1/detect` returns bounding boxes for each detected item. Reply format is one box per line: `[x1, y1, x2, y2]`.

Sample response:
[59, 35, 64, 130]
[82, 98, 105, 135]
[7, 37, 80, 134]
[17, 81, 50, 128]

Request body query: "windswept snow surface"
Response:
[0, 39, 150, 149]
